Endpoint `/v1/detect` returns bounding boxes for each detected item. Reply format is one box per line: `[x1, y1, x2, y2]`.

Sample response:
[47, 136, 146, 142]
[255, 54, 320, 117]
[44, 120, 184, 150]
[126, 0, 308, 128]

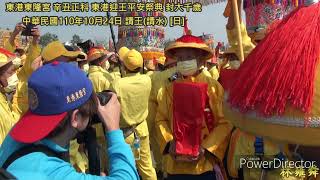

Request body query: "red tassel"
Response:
[228, 3, 320, 116]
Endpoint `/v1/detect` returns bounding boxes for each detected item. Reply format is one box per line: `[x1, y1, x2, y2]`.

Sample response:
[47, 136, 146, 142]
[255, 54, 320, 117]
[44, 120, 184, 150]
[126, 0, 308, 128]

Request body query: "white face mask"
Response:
[229, 60, 241, 69]
[12, 57, 22, 67]
[83, 63, 89, 73]
[104, 61, 110, 71]
[177, 59, 198, 76]
[4, 73, 18, 93]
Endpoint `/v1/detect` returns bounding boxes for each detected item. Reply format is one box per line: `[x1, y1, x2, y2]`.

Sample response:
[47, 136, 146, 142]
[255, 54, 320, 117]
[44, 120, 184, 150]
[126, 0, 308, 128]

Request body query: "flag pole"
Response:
[106, 10, 123, 77]
[232, 0, 245, 62]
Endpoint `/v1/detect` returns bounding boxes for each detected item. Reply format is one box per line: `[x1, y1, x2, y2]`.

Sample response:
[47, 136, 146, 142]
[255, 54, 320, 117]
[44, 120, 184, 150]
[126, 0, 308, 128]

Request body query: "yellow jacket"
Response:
[0, 92, 18, 144]
[88, 66, 114, 93]
[146, 70, 154, 76]
[227, 128, 301, 180]
[0, 41, 41, 144]
[155, 70, 233, 175]
[109, 71, 121, 81]
[88, 65, 115, 170]
[12, 44, 41, 117]
[111, 72, 151, 137]
[209, 66, 220, 81]
[147, 67, 177, 133]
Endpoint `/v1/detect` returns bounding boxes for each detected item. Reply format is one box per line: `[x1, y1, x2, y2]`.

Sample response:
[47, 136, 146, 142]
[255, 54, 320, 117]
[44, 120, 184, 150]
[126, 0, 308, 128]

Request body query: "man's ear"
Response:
[70, 109, 80, 128]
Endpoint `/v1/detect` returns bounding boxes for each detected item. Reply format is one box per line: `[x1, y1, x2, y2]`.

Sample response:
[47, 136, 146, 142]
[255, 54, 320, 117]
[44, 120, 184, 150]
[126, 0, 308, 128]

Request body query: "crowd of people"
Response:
[0, 0, 319, 179]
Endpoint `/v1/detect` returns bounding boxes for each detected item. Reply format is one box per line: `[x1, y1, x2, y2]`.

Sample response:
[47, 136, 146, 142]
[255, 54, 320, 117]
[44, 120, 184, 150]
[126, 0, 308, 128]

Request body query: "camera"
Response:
[77, 40, 95, 54]
[75, 90, 114, 175]
[89, 90, 113, 125]
[21, 23, 36, 36]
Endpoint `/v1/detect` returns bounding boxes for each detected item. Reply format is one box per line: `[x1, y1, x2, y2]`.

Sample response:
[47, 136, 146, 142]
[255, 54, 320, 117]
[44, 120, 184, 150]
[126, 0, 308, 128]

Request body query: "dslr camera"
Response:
[21, 23, 36, 36]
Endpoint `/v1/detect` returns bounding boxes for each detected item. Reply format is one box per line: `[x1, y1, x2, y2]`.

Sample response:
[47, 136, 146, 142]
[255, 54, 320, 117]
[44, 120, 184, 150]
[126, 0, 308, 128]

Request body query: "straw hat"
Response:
[87, 47, 109, 62]
[0, 48, 15, 69]
[165, 31, 213, 61]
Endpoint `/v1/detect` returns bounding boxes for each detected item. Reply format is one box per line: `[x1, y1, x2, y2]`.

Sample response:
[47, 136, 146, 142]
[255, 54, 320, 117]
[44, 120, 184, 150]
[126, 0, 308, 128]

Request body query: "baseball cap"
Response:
[118, 47, 129, 61]
[10, 61, 93, 143]
[41, 41, 83, 62]
[123, 49, 143, 71]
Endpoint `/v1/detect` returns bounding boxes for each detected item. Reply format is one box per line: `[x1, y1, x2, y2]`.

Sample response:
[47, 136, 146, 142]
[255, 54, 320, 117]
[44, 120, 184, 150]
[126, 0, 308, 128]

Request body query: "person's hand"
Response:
[168, 141, 206, 162]
[97, 92, 120, 131]
[31, 26, 40, 45]
[10, 23, 26, 45]
[194, 147, 205, 161]
[12, 23, 26, 36]
[168, 141, 176, 159]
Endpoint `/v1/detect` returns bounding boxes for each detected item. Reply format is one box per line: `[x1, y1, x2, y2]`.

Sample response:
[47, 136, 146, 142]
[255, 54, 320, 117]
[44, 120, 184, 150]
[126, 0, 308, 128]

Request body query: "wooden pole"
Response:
[232, 0, 245, 62]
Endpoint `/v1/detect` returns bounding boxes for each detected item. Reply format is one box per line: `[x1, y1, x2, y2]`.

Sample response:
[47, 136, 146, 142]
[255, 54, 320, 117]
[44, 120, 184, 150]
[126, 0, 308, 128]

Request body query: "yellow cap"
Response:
[123, 49, 143, 71]
[118, 47, 129, 61]
[41, 41, 82, 62]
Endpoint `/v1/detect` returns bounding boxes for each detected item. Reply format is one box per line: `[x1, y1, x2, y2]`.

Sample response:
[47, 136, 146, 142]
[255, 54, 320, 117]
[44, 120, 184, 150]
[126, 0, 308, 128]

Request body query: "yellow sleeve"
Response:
[12, 44, 41, 119]
[209, 67, 220, 81]
[17, 44, 41, 80]
[89, 74, 111, 93]
[0, 95, 17, 144]
[155, 86, 173, 154]
[4, 40, 15, 53]
[69, 140, 88, 172]
[227, 22, 256, 59]
[201, 80, 233, 161]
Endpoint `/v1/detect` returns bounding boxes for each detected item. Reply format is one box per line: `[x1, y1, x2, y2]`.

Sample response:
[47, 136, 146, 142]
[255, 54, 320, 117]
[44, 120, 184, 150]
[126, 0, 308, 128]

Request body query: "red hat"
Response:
[165, 31, 213, 61]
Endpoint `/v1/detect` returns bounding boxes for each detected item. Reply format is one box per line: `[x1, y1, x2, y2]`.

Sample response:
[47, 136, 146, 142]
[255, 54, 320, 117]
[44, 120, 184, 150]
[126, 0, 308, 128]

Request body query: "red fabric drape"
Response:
[173, 82, 208, 156]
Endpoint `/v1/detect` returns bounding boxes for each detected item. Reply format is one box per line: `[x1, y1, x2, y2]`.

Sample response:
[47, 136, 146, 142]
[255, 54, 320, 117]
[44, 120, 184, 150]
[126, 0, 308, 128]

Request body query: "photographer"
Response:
[0, 62, 139, 180]
[3, 23, 41, 119]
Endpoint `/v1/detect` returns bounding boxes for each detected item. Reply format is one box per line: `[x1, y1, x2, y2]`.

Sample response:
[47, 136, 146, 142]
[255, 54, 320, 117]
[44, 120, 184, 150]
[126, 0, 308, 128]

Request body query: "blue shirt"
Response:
[0, 130, 139, 180]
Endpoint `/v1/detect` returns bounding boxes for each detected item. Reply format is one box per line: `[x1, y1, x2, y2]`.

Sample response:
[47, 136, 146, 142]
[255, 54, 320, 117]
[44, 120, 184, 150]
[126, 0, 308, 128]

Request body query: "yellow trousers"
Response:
[126, 133, 157, 180]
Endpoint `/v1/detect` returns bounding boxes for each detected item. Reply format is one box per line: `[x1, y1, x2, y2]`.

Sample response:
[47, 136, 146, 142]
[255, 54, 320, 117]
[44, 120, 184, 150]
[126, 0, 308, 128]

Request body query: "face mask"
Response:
[104, 61, 110, 71]
[83, 63, 89, 73]
[4, 73, 18, 93]
[12, 57, 22, 68]
[177, 59, 198, 76]
[229, 60, 241, 69]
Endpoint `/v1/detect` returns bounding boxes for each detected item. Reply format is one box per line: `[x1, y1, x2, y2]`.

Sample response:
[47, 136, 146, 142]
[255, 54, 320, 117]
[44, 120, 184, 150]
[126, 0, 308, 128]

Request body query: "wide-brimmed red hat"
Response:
[165, 31, 213, 61]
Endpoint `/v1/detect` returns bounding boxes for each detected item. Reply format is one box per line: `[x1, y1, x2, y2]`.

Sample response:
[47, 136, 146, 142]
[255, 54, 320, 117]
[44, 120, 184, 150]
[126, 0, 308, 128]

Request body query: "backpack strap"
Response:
[254, 137, 264, 156]
[2, 144, 69, 170]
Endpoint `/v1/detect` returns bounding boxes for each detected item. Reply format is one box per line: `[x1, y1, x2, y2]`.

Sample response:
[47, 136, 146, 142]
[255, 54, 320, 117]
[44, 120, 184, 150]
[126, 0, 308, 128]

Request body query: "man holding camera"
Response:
[3, 23, 41, 120]
[0, 62, 139, 180]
